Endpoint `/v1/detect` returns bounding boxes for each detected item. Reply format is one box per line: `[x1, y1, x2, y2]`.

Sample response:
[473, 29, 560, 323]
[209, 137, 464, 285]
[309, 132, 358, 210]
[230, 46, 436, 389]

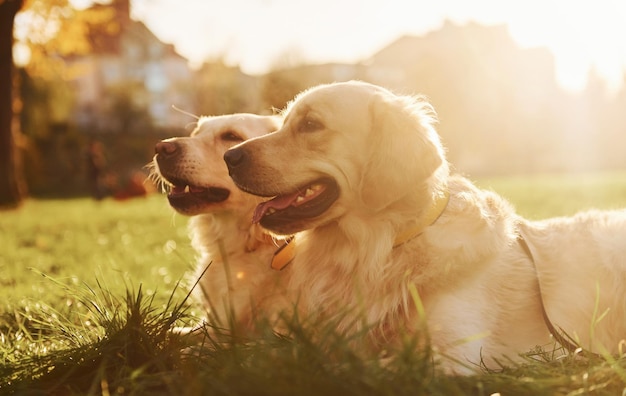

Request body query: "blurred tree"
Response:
[193, 59, 258, 115]
[260, 71, 303, 111]
[16, 0, 115, 133]
[9, 0, 115, 197]
[259, 62, 365, 112]
[105, 82, 153, 133]
[260, 49, 313, 111]
[0, 0, 25, 208]
[16, 0, 115, 78]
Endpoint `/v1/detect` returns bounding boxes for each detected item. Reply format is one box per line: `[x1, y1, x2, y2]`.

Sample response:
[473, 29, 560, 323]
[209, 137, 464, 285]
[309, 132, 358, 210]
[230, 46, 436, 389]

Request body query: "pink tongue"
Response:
[252, 191, 301, 223]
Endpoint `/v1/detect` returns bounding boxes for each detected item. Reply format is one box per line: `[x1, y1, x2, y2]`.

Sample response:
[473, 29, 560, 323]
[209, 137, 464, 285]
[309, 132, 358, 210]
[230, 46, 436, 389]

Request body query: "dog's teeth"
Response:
[266, 208, 276, 215]
[305, 188, 315, 197]
[310, 184, 322, 192]
[184, 185, 190, 193]
[296, 196, 305, 203]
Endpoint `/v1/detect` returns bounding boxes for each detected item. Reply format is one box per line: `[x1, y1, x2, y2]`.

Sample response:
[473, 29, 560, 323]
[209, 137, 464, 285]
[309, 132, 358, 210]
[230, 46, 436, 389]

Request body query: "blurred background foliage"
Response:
[3, 0, 626, 201]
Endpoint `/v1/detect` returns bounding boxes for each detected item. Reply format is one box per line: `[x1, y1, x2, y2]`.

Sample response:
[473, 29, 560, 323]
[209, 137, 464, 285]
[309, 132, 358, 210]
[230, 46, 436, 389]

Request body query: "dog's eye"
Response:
[220, 131, 243, 142]
[298, 118, 323, 133]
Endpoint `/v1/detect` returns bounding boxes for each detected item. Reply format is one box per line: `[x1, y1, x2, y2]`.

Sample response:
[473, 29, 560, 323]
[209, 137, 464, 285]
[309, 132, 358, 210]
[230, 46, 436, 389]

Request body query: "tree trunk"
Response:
[0, 0, 25, 209]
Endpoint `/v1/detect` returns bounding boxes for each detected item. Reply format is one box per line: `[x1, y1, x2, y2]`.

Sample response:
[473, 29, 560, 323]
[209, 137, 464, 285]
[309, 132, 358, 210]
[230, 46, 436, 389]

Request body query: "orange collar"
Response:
[271, 237, 296, 271]
[270, 190, 449, 271]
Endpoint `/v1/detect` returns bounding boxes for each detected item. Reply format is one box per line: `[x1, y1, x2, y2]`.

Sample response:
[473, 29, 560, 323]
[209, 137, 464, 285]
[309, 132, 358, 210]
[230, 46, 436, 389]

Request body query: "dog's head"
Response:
[151, 113, 282, 216]
[224, 81, 449, 235]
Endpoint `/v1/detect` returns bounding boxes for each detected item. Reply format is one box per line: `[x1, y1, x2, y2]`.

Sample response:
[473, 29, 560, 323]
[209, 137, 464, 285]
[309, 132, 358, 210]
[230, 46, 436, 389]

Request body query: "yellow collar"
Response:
[393, 190, 449, 247]
[270, 190, 450, 271]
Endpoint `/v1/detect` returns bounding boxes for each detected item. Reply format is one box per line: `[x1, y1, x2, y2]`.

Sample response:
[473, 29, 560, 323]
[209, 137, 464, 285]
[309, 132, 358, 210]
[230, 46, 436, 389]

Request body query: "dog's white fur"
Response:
[152, 114, 290, 332]
[225, 81, 626, 372]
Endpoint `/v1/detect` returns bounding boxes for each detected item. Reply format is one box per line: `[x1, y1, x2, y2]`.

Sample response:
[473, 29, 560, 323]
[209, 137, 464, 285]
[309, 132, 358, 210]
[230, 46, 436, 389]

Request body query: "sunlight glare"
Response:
[22, 0, 626, 93]
[12, 42, 30, 67]
[505, 1, 626, 92]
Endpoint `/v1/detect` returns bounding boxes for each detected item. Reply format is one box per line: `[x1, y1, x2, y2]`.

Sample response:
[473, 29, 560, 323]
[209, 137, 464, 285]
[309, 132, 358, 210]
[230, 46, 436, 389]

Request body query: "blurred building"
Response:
[66, 0, 195, 133]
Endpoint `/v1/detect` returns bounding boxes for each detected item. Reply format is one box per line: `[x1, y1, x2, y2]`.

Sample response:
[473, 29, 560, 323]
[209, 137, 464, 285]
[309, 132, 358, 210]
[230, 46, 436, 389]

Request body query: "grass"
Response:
[0, 196, 193, 303]
[475, 171, 626, 220]
[1, 172, 626, 395]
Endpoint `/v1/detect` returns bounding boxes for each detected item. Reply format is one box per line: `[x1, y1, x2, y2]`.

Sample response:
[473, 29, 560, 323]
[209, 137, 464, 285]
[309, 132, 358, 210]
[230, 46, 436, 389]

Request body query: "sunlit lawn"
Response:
[476, 171, 626, 219]
[0, 195, 193, 304]
[1, 171, 626, 395]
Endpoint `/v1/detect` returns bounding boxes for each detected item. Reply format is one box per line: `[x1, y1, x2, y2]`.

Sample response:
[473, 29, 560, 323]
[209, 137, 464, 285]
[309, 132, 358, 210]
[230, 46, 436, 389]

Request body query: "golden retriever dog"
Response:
[152, 113, 292, 332]
[224, 81, 626, 372]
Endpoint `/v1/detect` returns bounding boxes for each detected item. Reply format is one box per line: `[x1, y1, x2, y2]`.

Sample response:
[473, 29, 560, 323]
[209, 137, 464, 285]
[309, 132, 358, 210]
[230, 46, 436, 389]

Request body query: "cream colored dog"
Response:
[152, 114, 291, 333]
[224, 81, 626, 372]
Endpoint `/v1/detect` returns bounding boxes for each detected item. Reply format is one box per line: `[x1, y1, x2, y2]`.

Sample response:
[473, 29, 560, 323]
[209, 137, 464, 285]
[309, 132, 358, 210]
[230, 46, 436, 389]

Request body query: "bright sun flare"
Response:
[503, 1, 626, 92]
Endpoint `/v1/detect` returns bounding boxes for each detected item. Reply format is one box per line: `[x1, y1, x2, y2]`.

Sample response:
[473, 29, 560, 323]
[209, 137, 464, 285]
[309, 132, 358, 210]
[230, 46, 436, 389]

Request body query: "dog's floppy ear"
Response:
[359, 92, 447, 211]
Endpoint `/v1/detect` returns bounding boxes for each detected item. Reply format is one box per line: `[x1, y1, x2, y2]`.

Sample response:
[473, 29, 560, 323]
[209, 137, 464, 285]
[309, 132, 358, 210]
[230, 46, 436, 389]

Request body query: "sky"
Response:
[83, 0, 626, 92]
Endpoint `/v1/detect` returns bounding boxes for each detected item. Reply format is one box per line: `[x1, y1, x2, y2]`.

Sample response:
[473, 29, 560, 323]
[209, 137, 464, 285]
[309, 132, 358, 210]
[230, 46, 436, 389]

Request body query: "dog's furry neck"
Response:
[189, 210, 269, 261]
[188, 208, 291, 331]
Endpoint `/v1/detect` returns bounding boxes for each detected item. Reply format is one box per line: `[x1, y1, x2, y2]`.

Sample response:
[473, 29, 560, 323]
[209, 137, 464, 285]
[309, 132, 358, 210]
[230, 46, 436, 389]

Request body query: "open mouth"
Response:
[165, 177, 230, 209]
[252, 178, 339, 231]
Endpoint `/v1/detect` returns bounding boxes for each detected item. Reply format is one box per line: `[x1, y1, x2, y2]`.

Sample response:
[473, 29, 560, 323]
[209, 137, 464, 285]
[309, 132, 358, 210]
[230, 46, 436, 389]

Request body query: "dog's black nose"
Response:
[224, 147, 245, 168]
[155, 141, 177, 157]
